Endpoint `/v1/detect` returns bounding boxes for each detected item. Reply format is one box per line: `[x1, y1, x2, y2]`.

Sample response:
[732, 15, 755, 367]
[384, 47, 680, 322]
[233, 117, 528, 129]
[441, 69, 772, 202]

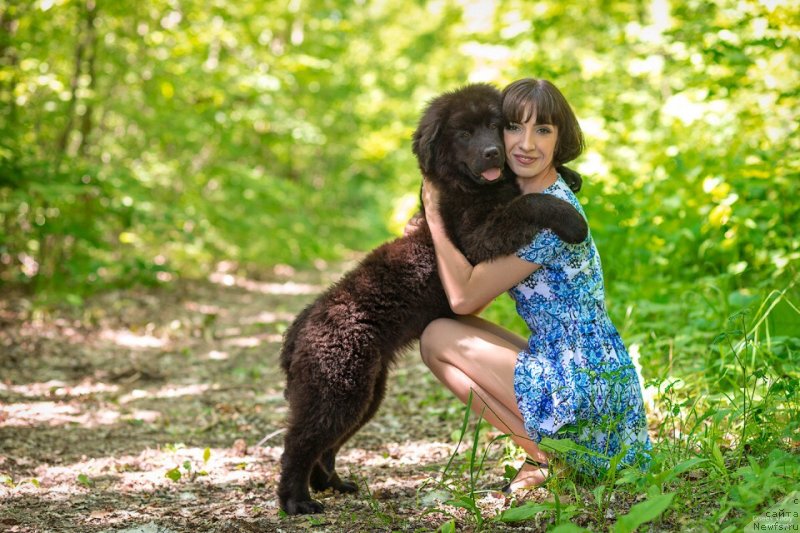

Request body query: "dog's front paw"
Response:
[283, 497, 324, 515]
[551, 212, 588, 244]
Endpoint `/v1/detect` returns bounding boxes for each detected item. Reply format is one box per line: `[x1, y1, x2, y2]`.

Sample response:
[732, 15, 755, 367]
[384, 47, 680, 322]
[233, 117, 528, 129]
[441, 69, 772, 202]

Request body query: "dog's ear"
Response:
[412, 99, 446, 176]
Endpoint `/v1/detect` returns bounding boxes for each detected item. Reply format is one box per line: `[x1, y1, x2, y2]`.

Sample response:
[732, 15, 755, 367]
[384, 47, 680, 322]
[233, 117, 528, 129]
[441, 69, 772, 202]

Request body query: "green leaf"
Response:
[613, 492, 675, 533]
[203, 447, 211, 464]
[593, 484, 606, 507]
[539, 436, 607, 459]
[446, 495, 479, 514]
[651, 457, 709, 486]
[165, 467, 182, 482]
[437, 519, 456, 533]
[76, 473, 93, 488]
[711, 443, 726, 472]
[497, 502, 553, 522]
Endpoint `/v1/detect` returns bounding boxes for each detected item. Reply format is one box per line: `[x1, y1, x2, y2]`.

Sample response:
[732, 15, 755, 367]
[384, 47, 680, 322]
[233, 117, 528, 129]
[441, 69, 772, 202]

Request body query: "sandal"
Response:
[501, 457, 550, 494]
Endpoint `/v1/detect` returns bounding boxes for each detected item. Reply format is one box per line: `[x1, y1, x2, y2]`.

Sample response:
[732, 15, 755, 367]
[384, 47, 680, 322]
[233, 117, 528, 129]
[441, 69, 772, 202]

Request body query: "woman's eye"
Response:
[505, 123, 521, 131]
[537, 127, 552, 134]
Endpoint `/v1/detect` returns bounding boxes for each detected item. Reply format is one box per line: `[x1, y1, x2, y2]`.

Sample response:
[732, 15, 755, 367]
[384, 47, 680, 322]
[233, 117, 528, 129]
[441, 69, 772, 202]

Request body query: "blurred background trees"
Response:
[1, 0, 797, 314]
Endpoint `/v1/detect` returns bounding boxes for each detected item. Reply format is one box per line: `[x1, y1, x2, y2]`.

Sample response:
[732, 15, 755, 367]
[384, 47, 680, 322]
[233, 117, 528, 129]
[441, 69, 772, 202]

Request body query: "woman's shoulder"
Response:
[548, 175, 586, 218]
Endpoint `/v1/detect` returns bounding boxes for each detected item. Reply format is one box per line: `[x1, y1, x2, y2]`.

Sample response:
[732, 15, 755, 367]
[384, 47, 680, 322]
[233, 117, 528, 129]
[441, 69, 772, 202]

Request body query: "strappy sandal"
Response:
[501, 457, 550, 494]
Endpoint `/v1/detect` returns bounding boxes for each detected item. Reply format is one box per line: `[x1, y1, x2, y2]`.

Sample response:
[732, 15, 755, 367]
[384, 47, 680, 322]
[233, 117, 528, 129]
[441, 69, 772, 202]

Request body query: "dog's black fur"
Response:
[277, 84, 588, 515]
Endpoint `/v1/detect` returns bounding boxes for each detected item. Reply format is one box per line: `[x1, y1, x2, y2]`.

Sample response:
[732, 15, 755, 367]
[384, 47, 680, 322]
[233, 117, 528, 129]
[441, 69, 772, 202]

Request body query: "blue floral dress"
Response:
[510, 176, 651, 478]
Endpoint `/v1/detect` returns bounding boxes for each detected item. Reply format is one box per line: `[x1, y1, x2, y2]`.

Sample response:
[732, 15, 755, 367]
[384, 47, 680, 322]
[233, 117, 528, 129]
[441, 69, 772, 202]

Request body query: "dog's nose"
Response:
[483, 146, 500, 159]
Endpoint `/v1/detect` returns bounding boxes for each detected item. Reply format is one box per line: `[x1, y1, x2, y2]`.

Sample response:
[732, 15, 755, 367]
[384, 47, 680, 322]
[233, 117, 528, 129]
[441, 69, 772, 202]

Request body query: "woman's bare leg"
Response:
[420, 315, 549, 488]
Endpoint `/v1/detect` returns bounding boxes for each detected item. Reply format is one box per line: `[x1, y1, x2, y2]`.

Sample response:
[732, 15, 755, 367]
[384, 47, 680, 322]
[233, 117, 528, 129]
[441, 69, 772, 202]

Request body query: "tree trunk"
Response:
[55, 0, 97, 168]
[78, 0, 97, 157]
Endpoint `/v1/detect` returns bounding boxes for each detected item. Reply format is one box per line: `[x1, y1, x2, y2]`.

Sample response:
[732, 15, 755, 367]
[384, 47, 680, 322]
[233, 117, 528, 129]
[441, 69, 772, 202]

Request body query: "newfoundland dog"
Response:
[277, 83, 587, 514]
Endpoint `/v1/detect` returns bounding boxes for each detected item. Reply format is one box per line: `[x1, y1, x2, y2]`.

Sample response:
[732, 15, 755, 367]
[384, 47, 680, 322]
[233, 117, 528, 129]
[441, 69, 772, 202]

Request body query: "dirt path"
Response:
[1, 265, 542, 532]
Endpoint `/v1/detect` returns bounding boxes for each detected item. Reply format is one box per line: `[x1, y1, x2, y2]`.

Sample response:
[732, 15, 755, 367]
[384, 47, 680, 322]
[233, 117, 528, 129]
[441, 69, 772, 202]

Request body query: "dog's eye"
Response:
[488, 123, 498, 130]
[460, 131, 471, 139]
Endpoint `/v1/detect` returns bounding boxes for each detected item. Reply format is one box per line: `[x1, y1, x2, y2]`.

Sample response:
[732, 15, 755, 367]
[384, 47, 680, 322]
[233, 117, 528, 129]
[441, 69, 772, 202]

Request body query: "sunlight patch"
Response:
[119, 383, 211, 404]
[239, 310, 296, 325]
[1, 401, 122, 427]
[208, 271, 321, 295]
[338, 440, 454, 468]
[206, 350, 229, 360]
[223, 333, 282, 348]
[0, 379, 120, 398]
[184, 301, 225, 315]
[100, 329, 167, 349]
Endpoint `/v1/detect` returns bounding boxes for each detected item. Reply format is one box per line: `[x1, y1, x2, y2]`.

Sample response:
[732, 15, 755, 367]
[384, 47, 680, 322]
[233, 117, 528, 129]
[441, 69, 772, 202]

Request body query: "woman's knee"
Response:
[419, 318, 456, 367]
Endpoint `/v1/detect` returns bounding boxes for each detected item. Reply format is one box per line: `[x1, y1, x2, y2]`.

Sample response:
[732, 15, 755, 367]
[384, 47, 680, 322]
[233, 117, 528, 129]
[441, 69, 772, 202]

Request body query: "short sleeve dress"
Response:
[510, 176, 652, 477]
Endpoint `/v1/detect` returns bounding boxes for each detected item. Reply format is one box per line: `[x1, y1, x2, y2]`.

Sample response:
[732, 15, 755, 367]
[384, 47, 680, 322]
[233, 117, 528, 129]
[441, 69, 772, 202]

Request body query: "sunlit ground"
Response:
[0, 267, 493, 531]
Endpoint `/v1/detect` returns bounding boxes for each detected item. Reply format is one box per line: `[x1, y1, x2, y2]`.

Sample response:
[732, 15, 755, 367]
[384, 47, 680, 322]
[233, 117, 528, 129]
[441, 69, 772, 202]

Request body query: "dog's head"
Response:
[412, 84, 506, 190]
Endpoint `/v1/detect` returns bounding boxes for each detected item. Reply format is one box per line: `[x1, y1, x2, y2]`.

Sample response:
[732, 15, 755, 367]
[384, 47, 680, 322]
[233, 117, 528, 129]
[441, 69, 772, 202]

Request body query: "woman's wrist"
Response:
[425, 210, 444, 232]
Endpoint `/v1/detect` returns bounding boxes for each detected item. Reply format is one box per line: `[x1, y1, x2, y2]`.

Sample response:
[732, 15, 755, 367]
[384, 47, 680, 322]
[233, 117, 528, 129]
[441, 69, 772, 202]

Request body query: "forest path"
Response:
[0, 265, 525, 532]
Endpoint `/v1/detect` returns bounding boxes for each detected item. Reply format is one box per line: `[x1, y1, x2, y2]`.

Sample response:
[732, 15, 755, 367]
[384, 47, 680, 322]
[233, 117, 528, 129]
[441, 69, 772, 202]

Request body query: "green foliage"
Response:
[613, 492, 674, 533]
[2, 0, 796, 300]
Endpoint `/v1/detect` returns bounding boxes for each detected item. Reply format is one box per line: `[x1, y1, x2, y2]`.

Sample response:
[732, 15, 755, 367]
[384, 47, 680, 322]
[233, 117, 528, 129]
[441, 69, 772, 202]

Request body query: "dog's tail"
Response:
[279, 304, 313, 374]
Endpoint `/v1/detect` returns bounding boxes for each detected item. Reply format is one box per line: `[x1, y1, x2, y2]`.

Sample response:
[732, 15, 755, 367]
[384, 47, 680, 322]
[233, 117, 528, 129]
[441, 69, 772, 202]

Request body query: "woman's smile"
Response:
[512, 153, 537, 165]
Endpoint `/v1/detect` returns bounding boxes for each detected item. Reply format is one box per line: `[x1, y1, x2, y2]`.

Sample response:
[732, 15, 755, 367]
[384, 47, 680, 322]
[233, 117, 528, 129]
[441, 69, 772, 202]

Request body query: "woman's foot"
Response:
[502, 457, 549, 493]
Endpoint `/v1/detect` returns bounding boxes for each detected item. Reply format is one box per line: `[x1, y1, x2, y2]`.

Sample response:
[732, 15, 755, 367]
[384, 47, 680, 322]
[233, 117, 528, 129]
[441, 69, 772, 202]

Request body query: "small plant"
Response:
[354, 474, 394, 527]
[165, 446, 211, 482]
[613, 489, 675, 533]
[431, 390, 512, 530]
[1, 474, 40, 489]
[76, 473, 94, 488]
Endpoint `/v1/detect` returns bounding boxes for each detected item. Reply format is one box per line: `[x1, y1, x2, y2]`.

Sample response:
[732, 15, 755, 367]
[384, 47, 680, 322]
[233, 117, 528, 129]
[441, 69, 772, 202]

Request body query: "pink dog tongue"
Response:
[481, 168, 502, 181]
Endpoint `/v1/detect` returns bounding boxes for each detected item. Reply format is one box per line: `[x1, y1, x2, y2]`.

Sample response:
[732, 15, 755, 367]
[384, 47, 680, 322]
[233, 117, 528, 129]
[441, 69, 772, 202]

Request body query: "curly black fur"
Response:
[277, 84, 588, 515]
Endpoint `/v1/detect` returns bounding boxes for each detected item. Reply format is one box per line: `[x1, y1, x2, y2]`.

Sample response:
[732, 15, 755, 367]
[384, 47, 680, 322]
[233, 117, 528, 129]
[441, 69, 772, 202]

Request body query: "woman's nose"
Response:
[519, 128, 535, 150]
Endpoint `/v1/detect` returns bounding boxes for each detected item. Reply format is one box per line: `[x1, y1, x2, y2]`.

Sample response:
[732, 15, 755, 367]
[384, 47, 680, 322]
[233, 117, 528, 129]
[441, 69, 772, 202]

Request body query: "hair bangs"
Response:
[502, 81, 561, 126]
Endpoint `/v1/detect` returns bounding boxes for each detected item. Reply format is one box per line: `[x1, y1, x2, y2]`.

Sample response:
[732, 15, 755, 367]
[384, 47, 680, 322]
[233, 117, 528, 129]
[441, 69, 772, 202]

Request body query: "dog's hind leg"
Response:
[309, 368, 389, 494]
[278, 377, 377, 515]
[309, 448, 358, 493]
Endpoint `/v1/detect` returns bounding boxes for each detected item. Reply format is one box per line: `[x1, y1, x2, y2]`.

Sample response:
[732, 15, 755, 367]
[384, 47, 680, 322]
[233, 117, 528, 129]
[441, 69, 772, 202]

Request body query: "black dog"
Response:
[277, 84, 587, 515]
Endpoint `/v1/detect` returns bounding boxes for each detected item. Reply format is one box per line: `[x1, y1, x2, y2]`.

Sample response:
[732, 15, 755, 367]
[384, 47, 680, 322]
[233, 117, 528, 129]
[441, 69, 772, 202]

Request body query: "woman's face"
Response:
[503, 110, 558, 180]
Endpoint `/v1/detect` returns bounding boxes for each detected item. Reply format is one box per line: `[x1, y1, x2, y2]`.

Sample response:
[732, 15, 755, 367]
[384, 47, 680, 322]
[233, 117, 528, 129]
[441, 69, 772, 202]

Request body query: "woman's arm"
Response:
[423, 181, 541, 315]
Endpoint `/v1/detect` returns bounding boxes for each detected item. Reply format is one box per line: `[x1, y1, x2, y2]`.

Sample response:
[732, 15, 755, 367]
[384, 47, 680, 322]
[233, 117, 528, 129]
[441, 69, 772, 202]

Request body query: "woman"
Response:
[418, 78, 651, 491]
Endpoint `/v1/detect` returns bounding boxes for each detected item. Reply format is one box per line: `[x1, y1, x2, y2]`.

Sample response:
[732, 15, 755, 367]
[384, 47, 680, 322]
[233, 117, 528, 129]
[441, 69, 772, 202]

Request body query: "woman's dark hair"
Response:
[501, 78, 585, 168]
